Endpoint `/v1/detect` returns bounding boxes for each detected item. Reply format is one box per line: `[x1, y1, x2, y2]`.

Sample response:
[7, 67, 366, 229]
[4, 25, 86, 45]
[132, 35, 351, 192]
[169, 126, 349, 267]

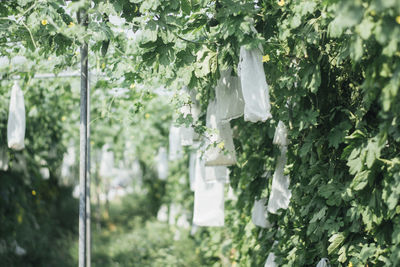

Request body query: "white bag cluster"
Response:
[192, 150, 225, 227]
[169, 125, 183, 160]
[7, 81, 26, 150]
[252, 198, 272, 228]
[156, 147, 168, 180]
[268, 122, 291, 214]
[238, 46, 272, 122]
[204, 100, 236, 166]
[215, 68, 244, 122]
[316, 258, 330, 267]
[204, 165, 229, 184]
[0, 148, 9, 171]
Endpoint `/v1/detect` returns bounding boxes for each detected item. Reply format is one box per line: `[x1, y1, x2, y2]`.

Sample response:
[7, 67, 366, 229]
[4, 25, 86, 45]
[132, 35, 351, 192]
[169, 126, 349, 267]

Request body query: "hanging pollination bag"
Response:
[267, 146, 292, 214]
[238, 46, 272, 122]
[169, 125, 183, 160]
[157, 147, 169, 180]
[252, 198, 272, 228]
[0, 148, 9, 171]
[193, 150, 225, 226]
[215, 68, 244, 122]
[204, 100, 236, 166]
[7, 81, 26, 150]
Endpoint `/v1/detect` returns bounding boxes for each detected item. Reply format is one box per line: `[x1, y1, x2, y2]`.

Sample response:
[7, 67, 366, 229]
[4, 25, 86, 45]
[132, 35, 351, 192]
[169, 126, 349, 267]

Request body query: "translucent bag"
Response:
[7, 82, 26, 150]
[157, 147, 168, 180]
[215, 68, 244, 122]
[0, 148, 9, 171]
[267, 147, 291, 214]
[99, 145, 114, 178]
[252, 198, 272, 228]
[205, 166, 229, 184]
[273, 121, 288, 147]
[157, 204, 168, 222]
[189, 151, 197, 191]
[316, 258, 330, 267]
[179, 101, 201, 146]
[169, 125, 183, 160]
[238, 46, 272, 122]
[264, 252, 277, 267]
[204, 100, 236, 166]
[193, 150, 225, 226]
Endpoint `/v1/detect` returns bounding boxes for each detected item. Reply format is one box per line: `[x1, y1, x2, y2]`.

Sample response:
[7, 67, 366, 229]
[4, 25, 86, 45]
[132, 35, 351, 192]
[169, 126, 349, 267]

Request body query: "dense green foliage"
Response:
[1, 0, 400, 266]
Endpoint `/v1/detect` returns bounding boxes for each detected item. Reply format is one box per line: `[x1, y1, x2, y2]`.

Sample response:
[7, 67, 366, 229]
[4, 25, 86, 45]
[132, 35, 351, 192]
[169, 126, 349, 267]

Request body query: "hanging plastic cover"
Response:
[189, 151, 197, 191]
[61, 144, 75, 181]
[99, 144, 114, 178]
[273, 121, 288, 147]
[0, 148, 9, 171]
[193, 150, 225, 227]
[157, 204, 168, 222]
[215, 68, 244, 122]
[204, 100, 236, 166]
[316, 258, 330, 267]
[267, 147, 291, 214]
[204, 166, 229, 184]
[7, 81, 26, 150]
[157, 147, 169, 180]
[264, 252, 277, 267]
[238, 46, 272, 122]
[252, 198, 272, 228]
[169, 125, 183, 160]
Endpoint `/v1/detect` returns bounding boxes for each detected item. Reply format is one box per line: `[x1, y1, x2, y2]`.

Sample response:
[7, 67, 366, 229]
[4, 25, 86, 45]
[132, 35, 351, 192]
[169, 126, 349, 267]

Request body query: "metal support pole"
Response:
[86, 69, 91, 267]
[78, 8, 89, 267]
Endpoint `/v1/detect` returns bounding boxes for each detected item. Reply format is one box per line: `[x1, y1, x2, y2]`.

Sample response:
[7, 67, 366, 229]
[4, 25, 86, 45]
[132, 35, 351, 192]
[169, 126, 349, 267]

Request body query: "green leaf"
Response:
[351, 170, 369, 191]
[328, 233, 345, 255]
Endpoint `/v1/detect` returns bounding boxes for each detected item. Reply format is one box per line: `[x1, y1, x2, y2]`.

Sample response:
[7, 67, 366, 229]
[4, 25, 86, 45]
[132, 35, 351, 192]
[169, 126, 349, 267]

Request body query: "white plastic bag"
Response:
[204, 100, 236, 166]
[238, 46, 272, 122]
[0, 148, 9, 171]
[252, 198, 272, 228]
[193, 150, 225, 226]
[7, 81, 26, 150]
[179, 101, 200, 145]
[273, 121, 288, 147]
[169, 125, 183, 160]
[157, 204, 168, 222]
[204, 166, 229, 184]
[215, 68, 244, 122]
[156, 147, 168, 180]
[267, 147, 291, 214]
[316, 258, 330, 267]
[189, 151, 197, 191]
[99, 144, 114, 178]
[264, 252, 277, 267]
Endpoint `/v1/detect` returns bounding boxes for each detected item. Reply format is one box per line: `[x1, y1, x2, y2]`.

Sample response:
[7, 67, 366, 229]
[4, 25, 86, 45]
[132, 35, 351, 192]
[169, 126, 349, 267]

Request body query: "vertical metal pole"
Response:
[78, 8, 88, 267]
[86, 70, 91, 267]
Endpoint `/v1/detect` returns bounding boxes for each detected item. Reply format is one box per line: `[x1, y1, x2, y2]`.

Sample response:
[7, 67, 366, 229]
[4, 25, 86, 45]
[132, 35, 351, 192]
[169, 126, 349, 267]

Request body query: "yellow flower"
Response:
[278, 0, 285, 6]
[68, 22, 75, 28]
[348, 262, 353, 267]
[61, 116, 66, 121]
[48, 57, 52, 61]
[396, 16, 400, 24]
[218, 141, 225, 150]
[74, 51, 79, 56]
[145, 113, 150, 119]
[32, 190, 36, 196]
[101, 62, 106, 69]
[262, 54, 270, 62]
[130, 83, 136, 89]
[41, 19, 48, 26]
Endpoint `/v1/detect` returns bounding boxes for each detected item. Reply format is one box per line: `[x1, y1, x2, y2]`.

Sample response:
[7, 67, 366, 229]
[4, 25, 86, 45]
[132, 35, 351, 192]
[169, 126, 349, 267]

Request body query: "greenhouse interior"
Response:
[1, 0, 400, 266]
